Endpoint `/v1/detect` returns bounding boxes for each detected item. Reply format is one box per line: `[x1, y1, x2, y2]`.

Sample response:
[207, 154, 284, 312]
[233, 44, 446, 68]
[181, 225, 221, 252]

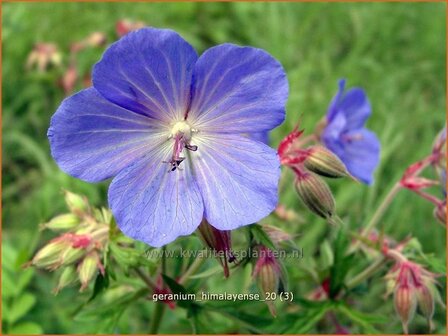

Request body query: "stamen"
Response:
[166, 122, 198, 172]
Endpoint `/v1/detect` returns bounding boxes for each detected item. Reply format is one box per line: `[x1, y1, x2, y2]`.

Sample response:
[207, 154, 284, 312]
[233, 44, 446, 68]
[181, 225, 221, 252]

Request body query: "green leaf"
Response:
[75, 288, 149, 321]
[336, 303, 387, 334]
[2, 268, 18, 299]
[109, 243, 155, 272]
[329, 230, 355, 298]
[205, 303, 271, 333]
[9, 292, 36, 324]
[416, 253, 446, 274]
[88, 271, 110, 302]
[319, 239, 334, 269]
[161, 274, 201, 314]
[286, 301, 332, 333]
[9, 322, 43, 335]
[188, 265, 222, 279]
[16, 268, 35, 295]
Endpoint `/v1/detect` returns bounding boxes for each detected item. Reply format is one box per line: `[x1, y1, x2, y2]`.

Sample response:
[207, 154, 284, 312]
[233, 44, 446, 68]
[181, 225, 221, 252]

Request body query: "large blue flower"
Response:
[48, 28, 288, 247]
[321, 79, 380, 184]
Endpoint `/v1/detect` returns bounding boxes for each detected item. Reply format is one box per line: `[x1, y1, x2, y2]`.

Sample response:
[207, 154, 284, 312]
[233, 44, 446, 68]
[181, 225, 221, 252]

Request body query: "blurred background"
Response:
[2, 2, 446, 334]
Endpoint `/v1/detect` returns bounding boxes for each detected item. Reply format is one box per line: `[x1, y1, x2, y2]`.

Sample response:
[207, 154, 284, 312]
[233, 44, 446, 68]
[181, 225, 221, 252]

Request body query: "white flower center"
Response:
[171, 121, 192, 140]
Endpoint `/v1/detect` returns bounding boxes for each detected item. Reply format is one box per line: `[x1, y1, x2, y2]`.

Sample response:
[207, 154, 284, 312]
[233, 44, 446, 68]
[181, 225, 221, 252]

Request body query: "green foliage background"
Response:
[2, 1, 446, 334]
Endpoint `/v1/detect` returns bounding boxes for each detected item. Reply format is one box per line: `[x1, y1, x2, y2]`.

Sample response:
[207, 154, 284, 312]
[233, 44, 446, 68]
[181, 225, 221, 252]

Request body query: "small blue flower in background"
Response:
[321, 79, 380, 184]
[48, 28, 288, 247]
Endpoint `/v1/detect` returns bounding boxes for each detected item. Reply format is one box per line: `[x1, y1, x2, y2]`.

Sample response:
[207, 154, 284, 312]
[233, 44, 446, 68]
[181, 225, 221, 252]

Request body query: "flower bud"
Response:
[115, 19, 146, 37]
[197, 219, 233, 277]
[54, 266, 78, 294]
[64, 191, 89, 214]
[295, 172, 336, 222]
[416, 284, 435, 326]
[78, 252, 101, 291]
[86, 32, 107, 47]
[394, 284, 417, 334]
[31, 238, 71, 269]
[253, 246, 281, 317]
[274, 204, 301, 222]
[60, 246, 87, 267]
[263, 225, 294, 244]
[41, 213, 80, 231]
[304, 145, 350, 178]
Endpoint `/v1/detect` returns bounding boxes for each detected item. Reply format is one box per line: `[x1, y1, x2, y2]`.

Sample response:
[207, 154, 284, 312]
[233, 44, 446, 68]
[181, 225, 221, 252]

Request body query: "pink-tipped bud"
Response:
[394, 284, 417, 334]
[197, 219, 234, 278]
[78, 251, 102, 291]
[253, 246, 281, 317]
[64, 190, 89, 214]
[304, 145, 350, 179]
[40, 213, 80, 231]
[54, 266, 78, 294]
[115, 19, 146, 37]
[61, 65, 78, 95]
[295, 172, 336, 222]
[416, 284, 435, 326]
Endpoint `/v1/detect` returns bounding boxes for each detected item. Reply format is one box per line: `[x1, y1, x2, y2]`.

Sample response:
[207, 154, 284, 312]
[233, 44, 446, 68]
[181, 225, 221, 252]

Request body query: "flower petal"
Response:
[192, 133, 280, 230]
[93, 27, 198, 122]
[327, 129, 380, 185]
[249, 131, 270, 145]
[108, 146, 204, 247]
[48, 88, 168, 182]
[322, 112, 347, 152]
[338, 88, 371, 129]
[188, 44, 287, 133]
[327, 79, 346, 122]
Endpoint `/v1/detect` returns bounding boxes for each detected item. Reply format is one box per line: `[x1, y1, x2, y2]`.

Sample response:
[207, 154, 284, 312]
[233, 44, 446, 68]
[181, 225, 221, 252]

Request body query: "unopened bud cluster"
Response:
[278, 127, 351, 222]
[385, 253, 440, 334]
[399, 128, 446, 226]
[26, 43, 62, 72]
[30, 191, 110, 293]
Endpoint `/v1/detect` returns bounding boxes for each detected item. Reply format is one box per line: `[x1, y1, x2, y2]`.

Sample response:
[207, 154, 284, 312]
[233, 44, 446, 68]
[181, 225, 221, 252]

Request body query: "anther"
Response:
[185, 144, 198, 151]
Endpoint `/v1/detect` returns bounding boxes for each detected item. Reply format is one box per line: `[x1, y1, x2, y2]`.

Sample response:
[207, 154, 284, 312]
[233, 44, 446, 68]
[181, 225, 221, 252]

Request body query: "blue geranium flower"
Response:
[321, 79, 380, 184]
[48, 28, 288, 247]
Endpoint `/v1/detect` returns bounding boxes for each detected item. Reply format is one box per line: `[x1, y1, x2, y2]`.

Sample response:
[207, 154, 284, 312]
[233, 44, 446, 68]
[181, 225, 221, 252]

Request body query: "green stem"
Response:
[161, 246, 167, 274]
[133, 268, 166, 333]
[346, 256, 387, 290]
[134, 267, 157, 290]
[364, 182, 402, 235]
[149, 301, 166, 334]
[178, 256, 205, 285]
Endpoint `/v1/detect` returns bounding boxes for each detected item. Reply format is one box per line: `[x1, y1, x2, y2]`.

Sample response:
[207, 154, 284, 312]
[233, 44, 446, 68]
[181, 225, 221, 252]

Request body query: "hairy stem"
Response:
[346, 256, 387, 289]
[178, 256, 205, 285]
[134, 267, 157, 290]
[149, 301, 166, 334]
[362, 182, 402, 239]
